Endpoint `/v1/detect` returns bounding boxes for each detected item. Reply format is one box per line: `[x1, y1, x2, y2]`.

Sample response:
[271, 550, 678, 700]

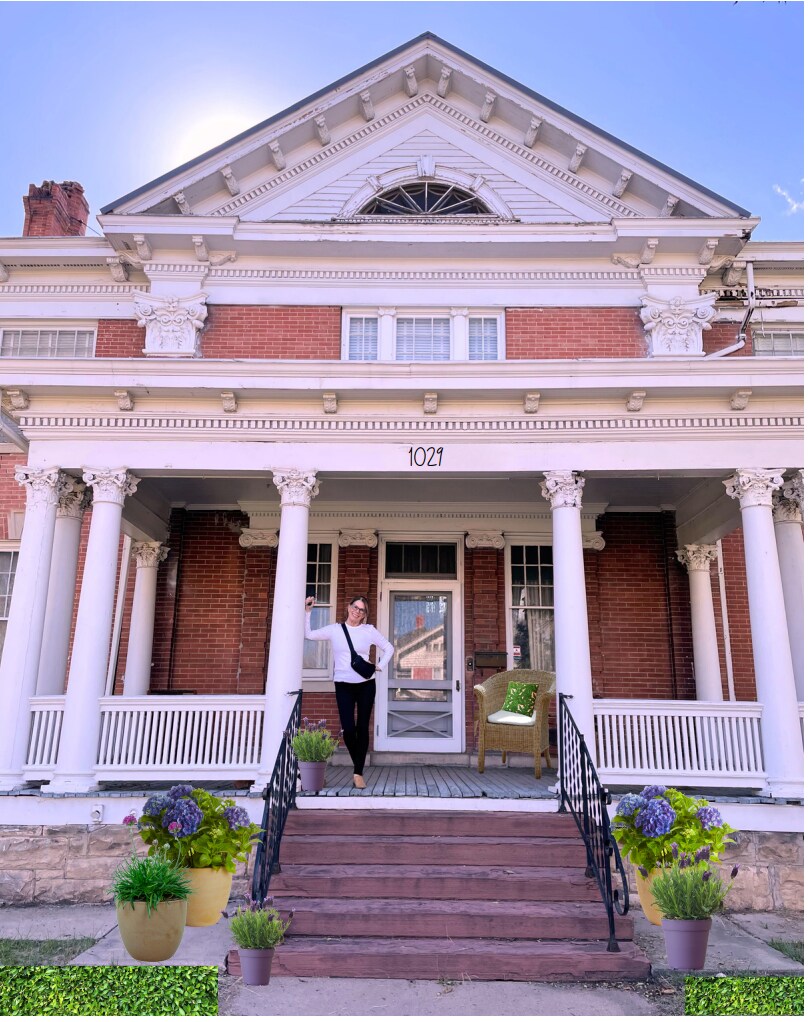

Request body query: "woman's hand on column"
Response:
[305, 596, 315, 611]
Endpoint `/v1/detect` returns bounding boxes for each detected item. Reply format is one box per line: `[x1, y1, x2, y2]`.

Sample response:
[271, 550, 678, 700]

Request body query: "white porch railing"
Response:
[594, 699, 766, 788]
[24, 696, 265, 781]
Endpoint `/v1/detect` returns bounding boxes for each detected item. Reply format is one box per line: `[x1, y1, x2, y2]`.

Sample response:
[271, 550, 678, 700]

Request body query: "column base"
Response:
[0, 773, 26, 792]
[762, 778, 804, 800]
[41, 774, 100, 794]
[250, 777, 270, 796]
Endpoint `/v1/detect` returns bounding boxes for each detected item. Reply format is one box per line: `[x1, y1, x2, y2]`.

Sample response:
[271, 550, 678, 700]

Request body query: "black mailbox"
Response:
[474, 650, 508, 670]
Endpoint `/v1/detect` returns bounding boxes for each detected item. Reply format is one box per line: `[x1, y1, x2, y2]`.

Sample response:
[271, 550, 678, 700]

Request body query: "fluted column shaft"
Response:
[676, 545, 723, 701]
[36, 479, 90, 695]
[724, 469, 803, 798]
[253, 470, 319, 791]
[0, 468, 67, 787]
[540, 472, 595, 753]
[123, 542, 169, 696]
[772, 476, 804, 700]
[46, 469, 139, 792]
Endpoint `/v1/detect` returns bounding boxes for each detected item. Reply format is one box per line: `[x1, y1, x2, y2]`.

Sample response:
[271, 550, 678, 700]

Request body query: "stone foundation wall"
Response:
[0, 824, 802, 909]
[0, 825, 252, 905]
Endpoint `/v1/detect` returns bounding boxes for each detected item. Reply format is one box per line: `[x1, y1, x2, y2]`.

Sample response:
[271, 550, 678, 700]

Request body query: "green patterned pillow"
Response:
[502, 681, 539, 717]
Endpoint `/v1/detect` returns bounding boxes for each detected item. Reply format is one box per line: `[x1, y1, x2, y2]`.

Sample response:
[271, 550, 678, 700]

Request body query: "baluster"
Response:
[189, 709, 202, 768]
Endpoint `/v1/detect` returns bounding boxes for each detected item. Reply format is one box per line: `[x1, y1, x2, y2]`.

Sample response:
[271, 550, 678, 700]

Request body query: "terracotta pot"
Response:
[116, 899, 187, 962]
[238, 947, 275, 985]
[183, 866, 233, 927]
[635, 867, 663, 926]
[298, 760, 327, 791]
[661, 917, 712, 970]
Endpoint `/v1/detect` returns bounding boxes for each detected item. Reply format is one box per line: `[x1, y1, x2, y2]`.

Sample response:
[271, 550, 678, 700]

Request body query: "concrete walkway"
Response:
[0, 903, 802, 1016]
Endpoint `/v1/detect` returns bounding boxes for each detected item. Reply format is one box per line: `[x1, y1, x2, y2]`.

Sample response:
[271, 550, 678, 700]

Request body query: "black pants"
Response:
[334, 679, 376, 775]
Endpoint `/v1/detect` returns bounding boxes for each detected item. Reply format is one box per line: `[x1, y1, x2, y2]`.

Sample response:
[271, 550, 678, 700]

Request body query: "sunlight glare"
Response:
[170, 108, 263, 167]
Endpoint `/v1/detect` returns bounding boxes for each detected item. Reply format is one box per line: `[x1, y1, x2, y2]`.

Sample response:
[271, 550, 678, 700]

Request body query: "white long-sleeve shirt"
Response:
[305, 612, 394, 683]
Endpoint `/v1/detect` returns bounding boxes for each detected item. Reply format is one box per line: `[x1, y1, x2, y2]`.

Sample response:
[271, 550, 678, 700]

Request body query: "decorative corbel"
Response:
[404, 65, 418, 97]
[268, 141, 286, 170]
[416, 156, 435, 179]
[221, 391, 238, 414]
[221, 165, 240, 196]
[640, 238, 658, 265]
[174, 192, 192, 215]
[524, 393, 541, 414]
[659, 194, 679, 217]
[114, 390, 134, 411]
[613, 169, 632, 198]
[465, 531, 505, 550]
[569, 143, 587, 173]
[729, 389, 752, 411]
[611, 253, 640, 269]
[626, 390, 646, 412]
[133, 290, 208, 358]
[191, 236, 209, 262]
[583, 532, 606, 552]
[339, 530, 378, 548]
[314, 116, 331, 146]
[640, 293, 716, 357]
[423, 392, 438, 415]
[0, 261, 9, 282]
[6, 389, 29, 410]
[322, 392, 338, 414]
[207, 251, 237, 267]
[437, 66, 452, 98]
[480, 91, 496, 123]
[698, 239, 719, 266]
[239, 528, 279, 549]
[106, 256, 129, 282]
[524, 117, 543, 148]
[133, 235, 152, 261]
[722, 261, 745, 288]
[360, 91, 375, 121]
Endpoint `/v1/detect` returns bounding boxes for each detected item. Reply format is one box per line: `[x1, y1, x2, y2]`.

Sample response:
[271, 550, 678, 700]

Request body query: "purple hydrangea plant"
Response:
[223, 806, 251, 831]
[167, 784, 196, 801]
[615, 793, 647, 818]
[640, 785, 668, 800]
[142, 794, 172, 818]
[634, 797, 676, 838]
[696, 805, 724, 830]
[162, 798, 203, 838]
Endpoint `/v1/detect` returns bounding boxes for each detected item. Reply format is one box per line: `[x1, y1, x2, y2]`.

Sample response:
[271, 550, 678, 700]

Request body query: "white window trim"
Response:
[0, 320, 98, 358]
[505, 538, 554, 671]
[341, 308, 505, 362]
[752, 326, 804, 358]
[302, 533, 339, 686]
[0, 542, 21, 659]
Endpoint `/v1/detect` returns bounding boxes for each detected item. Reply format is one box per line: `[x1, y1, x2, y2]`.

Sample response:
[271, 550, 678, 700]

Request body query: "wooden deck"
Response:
[297, 764, 559, 799]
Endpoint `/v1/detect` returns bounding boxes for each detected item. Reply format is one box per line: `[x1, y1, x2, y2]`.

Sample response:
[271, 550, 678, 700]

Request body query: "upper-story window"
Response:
[752, 328, 803, 357]
[359, 182, 491, 216]
[343, 309, 504, 362]
[0, 325, 95, 358]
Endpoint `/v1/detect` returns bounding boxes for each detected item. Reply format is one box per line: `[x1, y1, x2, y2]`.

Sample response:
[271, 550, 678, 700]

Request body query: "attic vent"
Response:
[360, 182, 490, 216]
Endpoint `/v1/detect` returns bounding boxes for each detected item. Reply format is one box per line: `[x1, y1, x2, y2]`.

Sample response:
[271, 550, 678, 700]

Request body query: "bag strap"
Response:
[340, 622, 357, 656]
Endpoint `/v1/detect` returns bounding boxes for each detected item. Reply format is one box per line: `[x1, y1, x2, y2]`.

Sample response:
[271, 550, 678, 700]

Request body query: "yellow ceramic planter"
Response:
[116, 899, 187, 961]
[635, 867, 663, 926]
[183, 867, 233, 927]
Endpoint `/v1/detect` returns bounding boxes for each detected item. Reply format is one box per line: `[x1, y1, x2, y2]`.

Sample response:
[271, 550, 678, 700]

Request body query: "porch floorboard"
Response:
[298, 764, 558, 800]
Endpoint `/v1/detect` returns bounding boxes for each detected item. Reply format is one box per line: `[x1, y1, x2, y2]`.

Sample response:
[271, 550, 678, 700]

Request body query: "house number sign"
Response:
[407, 446, 444, 467]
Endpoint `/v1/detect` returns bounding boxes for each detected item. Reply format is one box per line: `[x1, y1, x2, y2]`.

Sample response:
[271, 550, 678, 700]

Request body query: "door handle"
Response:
[455, 679, 460, 692]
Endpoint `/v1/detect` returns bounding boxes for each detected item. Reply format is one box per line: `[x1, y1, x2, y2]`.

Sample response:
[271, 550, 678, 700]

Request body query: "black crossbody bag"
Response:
[340, 623, 376, 680]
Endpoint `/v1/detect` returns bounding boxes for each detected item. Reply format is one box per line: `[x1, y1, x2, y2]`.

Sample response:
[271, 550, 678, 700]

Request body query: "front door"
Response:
[376, 581, 463, 751]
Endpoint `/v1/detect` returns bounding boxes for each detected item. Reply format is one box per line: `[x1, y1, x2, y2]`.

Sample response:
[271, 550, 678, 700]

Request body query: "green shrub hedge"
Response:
[0, 966, 218, 1016]
[685, 976, 804, 1016]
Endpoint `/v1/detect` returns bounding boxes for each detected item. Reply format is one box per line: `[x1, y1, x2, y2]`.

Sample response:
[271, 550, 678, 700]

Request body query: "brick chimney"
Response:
[22, 181, 89, 237]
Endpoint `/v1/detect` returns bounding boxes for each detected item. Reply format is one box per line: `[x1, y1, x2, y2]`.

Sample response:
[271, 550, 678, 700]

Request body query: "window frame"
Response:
[302, 535, 338, 682]
[0, 321, 97, 359]
[0, 542, 20, 662]
[752, 327, 804, 358]
[505, 539, 555, 672]
[341, 308, 505, 362]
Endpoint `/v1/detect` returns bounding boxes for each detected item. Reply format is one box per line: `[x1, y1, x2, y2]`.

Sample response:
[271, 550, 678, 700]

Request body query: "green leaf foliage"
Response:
[109, 852, 192, 913]
[685, 975, 804, 1016]
[650, 862, 735, 919]
[227, 903, 291, 949]
[0, 965, 218, 1016]
[290, 723, 339, 762]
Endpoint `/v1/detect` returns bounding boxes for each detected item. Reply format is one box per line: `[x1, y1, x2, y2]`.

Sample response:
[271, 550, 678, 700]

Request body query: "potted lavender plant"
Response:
[290, 718, 340, 791]
[223, 897, 293, 986]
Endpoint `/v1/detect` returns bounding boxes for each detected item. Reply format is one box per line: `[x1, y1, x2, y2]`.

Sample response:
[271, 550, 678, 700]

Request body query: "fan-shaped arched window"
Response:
[360, 182, 491, 216]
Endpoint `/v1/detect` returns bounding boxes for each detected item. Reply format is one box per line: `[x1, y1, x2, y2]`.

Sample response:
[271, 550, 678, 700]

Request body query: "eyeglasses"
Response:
[349, 604, 366, 612]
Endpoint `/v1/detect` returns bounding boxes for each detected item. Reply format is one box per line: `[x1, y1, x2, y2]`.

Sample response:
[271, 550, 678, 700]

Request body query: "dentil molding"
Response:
[639, 293, 717, 357]
[133, 290, 208, 357]
[723, 469, 785, 510]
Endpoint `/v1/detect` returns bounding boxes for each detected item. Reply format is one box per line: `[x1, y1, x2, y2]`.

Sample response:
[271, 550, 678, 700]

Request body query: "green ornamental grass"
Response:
[108, 852, 192, 915]
[648, 858, 737, 920]
[290, 718, 340, 762]
[224, 898, 293, 950]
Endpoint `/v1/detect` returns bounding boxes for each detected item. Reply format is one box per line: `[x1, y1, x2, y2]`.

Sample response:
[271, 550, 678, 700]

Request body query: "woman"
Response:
[304, 595, 394, 789]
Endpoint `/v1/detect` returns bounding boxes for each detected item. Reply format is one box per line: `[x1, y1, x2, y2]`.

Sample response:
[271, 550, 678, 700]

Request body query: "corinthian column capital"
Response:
[540, 471, 585, 510]
[56, 475, 92, 520]
[676, 544, 717, 572]
[14, 467, 70, 509]
[131, 542, 169, 568]
[82, 468, 140, 506]
[724, 469, 785, 510]
[273, 470, 319, 508]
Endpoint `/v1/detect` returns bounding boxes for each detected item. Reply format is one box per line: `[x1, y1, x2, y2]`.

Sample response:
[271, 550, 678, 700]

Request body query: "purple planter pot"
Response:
[238, 947, 275, 985]
[661, 917, 712, 970]
[299, 760, 327, 791]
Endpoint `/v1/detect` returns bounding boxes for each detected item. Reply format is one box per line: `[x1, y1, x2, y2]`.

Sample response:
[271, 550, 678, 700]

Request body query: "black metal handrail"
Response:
[557, 692, 629, 952]
[251, 691, 302, 902]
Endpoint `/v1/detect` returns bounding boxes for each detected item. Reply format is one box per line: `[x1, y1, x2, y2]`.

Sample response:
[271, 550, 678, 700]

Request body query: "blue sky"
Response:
[0, 1, 803, 240]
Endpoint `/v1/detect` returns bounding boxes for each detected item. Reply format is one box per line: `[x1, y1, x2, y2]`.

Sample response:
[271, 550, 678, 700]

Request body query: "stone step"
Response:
[273, 896, 634, 941]
[270, 863, 602, 901]
[272, 936, 651, 982]
[284, 808, 577, 838]
[280, 834, 587, 867]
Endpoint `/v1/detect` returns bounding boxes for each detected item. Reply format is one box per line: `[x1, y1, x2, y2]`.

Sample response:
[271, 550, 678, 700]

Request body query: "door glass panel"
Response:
[387, 593, 452, 737]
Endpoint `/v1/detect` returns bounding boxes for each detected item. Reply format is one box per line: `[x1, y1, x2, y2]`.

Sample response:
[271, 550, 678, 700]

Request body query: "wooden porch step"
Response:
[280, 834, 587, 867]
[272, 936, 651, 982]
[284, 808, 577, 838]
[273, 897, 634, 941]
[271, 863, 602, 901]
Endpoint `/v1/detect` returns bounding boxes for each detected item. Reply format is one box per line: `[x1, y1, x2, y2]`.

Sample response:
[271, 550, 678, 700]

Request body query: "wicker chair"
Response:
[473, 669, 555, 779]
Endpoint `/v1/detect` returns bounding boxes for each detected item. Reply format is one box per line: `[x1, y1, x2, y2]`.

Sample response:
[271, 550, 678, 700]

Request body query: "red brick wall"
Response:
[95, 320, 146, 358]
[506, 308, 646, 359]
[22, 181, 89, 237]
[703, 321, 754, 358]
[200, 306, 342, 359]
[0, 457, 24, 540]
[465, 547, 507, 747]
